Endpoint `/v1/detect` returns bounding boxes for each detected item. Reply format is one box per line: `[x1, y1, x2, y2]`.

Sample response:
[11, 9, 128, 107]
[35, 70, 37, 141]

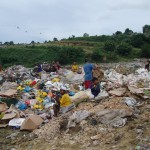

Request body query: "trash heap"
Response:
[0, 64, 150, 149]
[0, 65, 85, 130]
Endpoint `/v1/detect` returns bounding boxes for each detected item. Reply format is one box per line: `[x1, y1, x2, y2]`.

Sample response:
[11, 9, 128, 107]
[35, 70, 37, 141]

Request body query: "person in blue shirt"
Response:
[83, 59, 94, 89]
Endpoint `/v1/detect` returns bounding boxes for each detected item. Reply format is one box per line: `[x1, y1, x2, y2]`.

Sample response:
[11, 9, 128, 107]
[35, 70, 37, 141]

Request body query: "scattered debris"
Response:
[67, 110, 90, 128]
[0, 62, 149, 149]
[20, 115, 43, 131]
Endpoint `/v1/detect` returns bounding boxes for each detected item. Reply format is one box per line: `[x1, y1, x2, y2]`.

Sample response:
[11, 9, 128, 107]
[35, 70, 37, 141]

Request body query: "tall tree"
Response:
[83, 33, 89, 37]
[143, 25, 150, 36]
[30, 41, 35, 44]
[53, 37, 58, 42]
[115, 31, 122, 35]
[124, 28, 133, 35]
[9, 41, 14, 45]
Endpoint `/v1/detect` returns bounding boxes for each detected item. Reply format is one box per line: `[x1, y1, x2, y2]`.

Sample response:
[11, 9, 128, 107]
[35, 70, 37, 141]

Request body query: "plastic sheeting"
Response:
[67, 110, 90, 128]
[105, 68, 150, 89]
[95, 109, 131, 127]
[61, 69, 84, 84]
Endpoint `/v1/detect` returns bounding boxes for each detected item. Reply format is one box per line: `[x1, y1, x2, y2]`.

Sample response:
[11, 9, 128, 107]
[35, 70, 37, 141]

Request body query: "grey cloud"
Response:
[109, 0, 150, 11]
[0, 0, 149, 43]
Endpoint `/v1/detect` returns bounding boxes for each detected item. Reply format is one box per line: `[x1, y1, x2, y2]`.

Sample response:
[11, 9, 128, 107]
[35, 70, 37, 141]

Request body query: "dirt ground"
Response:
[0, 98, 149, 150]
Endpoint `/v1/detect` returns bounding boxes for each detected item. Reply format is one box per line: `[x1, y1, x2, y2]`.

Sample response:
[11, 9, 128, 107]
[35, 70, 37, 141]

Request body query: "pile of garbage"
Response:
[0, 64, 150, 149]
[0, 65, 86, 130]
[1, 65, 31, 82]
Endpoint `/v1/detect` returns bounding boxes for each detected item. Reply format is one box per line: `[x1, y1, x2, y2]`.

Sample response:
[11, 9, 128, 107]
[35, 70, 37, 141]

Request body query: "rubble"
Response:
[123, 97, 137, 107]
[33, 120, 60, 140]
[0, 62, 150, 149]
[94, 109, 131, 127]
[67, 110, 90, 128]
[108, 87, 127, 96]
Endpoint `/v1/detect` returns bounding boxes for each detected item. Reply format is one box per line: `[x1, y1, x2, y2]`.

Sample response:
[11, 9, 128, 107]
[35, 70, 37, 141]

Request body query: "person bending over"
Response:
[91, 77, 100, 98]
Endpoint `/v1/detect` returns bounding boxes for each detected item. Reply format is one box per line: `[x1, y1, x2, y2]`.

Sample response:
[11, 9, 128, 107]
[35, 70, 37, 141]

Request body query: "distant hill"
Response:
[0, 25, 150, 68]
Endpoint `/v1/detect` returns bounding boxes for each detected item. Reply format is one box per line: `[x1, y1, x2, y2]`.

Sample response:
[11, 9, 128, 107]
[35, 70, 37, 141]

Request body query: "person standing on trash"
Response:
[71, 62, 79, 72]
[91, 77, 100, 98]
[53, 86, 74, 117]
[83, 59, 94, 89]
[145, 59, 150, 72]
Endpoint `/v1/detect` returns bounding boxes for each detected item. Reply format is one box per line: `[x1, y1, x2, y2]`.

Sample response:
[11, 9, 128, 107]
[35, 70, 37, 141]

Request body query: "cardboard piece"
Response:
[21, 115, 43, 131]
[108, 88, 126, 96]
[2, 105, 20, 120]
[128, 86, 143, 95]
[0, 89, 17, 97]
[2, 112, 17, 120]
[0, 102, 8, 112]
[0, 124, 8, 128]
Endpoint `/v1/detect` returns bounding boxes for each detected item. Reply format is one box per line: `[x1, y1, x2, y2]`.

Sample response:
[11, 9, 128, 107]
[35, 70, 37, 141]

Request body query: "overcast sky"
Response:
[0, 0, 150, 43]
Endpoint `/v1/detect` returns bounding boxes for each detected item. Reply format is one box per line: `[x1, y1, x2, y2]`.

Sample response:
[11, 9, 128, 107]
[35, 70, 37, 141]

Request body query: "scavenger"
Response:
[91, 77, 101, 98]
[53, 86, 74, 117]
[71, 62, 79, 72]
[83, 59, 94, 89]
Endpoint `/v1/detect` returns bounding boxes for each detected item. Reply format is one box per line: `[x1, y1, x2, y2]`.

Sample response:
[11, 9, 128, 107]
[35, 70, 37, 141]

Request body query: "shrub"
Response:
[104, 41, 116, 52]
[116, 43, 132, 56]
[58, 47, 85, 64]
[91, 48, 103, 62]
[141, 44, 150, 58]
[131, 34, 145, 48]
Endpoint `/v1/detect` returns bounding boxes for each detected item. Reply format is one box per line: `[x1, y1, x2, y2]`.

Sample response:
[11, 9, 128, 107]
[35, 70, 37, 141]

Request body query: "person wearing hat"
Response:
[53, 86, 74, 117]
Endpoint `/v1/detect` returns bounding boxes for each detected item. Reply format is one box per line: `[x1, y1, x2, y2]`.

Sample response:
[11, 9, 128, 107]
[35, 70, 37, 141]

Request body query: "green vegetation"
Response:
[0, 25, 150, 68]
[141, 44, 150, 58]
[0, 46, 85, 68]
[116, 43, 132, 56]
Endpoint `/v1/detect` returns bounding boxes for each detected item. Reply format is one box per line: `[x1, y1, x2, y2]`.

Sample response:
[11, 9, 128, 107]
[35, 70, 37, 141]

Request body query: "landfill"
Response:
[0, 61, 150, 150]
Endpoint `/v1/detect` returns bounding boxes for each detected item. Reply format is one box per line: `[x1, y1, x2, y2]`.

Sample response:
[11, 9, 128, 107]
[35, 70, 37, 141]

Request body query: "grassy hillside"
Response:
[0, 45, 85, 68]
[1, 30, 150, 68]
